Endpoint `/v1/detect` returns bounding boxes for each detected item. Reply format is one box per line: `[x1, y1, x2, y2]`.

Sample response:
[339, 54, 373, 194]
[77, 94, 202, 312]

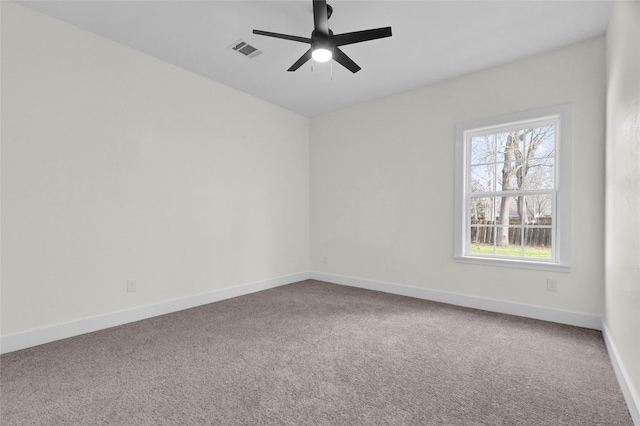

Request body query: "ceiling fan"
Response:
[253, 0, 392, 73]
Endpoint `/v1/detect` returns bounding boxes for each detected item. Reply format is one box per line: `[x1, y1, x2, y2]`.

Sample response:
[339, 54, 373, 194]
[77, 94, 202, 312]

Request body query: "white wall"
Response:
[0, 1, 618, 351]
[605, 0, 640, 417]
[1, 2, 310, 337]
[311, 37, 606, 317]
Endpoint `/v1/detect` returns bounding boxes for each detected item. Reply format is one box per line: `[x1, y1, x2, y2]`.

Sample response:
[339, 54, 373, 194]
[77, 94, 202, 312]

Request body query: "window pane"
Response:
[523, 158, 554, 190]
[470, 165, 495, 193]
[495, 228, 522, 257]
[497, 162, 521, 191]
[470, 197, 496, 224]
[470, 135, 495, 165]
[522, 195, 553, 259]
[470, 196, 495, 255]
[523, 227, 552, 258]
[525, 125, 555, 160]
[497, 130, 524, 160]
[470, 226, 494, 255]
[494, 196, 520, 249]
[524, 195, 553, 225]
[495, 131, 522, 191]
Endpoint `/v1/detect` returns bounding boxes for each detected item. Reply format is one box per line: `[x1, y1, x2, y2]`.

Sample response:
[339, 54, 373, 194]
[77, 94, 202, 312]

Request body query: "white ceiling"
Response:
[18, 1, 612, 117]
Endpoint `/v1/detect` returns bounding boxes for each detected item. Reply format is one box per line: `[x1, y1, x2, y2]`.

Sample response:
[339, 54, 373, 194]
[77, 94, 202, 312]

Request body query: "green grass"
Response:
[470, 243, 552, 259]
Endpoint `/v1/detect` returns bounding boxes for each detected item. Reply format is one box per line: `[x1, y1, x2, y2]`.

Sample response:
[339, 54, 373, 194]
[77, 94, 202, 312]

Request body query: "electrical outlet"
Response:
[546, 278, 558, 292]
[127, 279, 137, 293]
[323, 255, 328, 264]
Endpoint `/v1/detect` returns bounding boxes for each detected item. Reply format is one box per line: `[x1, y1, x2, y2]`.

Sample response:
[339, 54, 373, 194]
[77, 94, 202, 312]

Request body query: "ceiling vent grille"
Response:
[229, 39, 263, 59]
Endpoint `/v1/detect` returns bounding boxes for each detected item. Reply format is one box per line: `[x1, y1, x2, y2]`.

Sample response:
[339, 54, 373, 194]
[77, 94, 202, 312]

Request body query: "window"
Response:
[454, 105, 572, 271]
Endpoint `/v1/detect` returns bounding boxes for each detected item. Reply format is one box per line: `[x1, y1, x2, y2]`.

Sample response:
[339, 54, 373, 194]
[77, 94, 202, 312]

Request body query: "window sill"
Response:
[453, 256, 572, 273]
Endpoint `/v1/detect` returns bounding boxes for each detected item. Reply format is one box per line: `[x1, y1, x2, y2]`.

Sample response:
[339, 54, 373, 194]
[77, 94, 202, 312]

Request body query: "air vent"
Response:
[228, 39, 263, 59]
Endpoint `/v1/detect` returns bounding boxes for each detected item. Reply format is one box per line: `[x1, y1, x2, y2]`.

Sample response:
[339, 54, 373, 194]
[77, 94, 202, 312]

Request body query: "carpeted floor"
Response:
[0, 280, 633, 425]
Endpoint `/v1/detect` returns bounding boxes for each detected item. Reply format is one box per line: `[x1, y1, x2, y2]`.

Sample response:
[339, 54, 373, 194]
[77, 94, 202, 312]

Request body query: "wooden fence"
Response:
[471, 217, 552, 247]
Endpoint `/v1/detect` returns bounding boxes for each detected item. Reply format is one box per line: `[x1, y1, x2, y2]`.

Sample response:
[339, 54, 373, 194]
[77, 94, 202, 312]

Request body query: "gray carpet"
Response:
[0, 280, 633, 425]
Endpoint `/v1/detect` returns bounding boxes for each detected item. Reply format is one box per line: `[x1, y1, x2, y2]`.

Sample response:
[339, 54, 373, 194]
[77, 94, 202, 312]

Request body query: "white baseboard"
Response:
[0, 270, 603, 350]
[602, 321, 640, 425]
[0, 272, 311, 355]
[310, 272, 603, 330]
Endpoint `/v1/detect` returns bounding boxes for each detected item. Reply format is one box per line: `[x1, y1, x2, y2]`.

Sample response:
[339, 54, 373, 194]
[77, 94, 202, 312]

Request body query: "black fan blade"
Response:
[253, 30, 311, 44]
[332, 47, 361, 73]
[334, 27, 392, 46]
[313, 0, 329, 35]
[288, 49, 313, 71]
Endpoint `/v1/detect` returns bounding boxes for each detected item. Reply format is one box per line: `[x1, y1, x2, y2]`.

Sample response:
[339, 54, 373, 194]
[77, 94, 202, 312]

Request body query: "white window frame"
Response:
[454, 104, 572, 272]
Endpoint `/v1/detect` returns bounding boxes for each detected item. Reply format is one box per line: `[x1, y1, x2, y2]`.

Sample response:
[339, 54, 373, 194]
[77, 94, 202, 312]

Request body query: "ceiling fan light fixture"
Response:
[312, 47, 332, 62]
